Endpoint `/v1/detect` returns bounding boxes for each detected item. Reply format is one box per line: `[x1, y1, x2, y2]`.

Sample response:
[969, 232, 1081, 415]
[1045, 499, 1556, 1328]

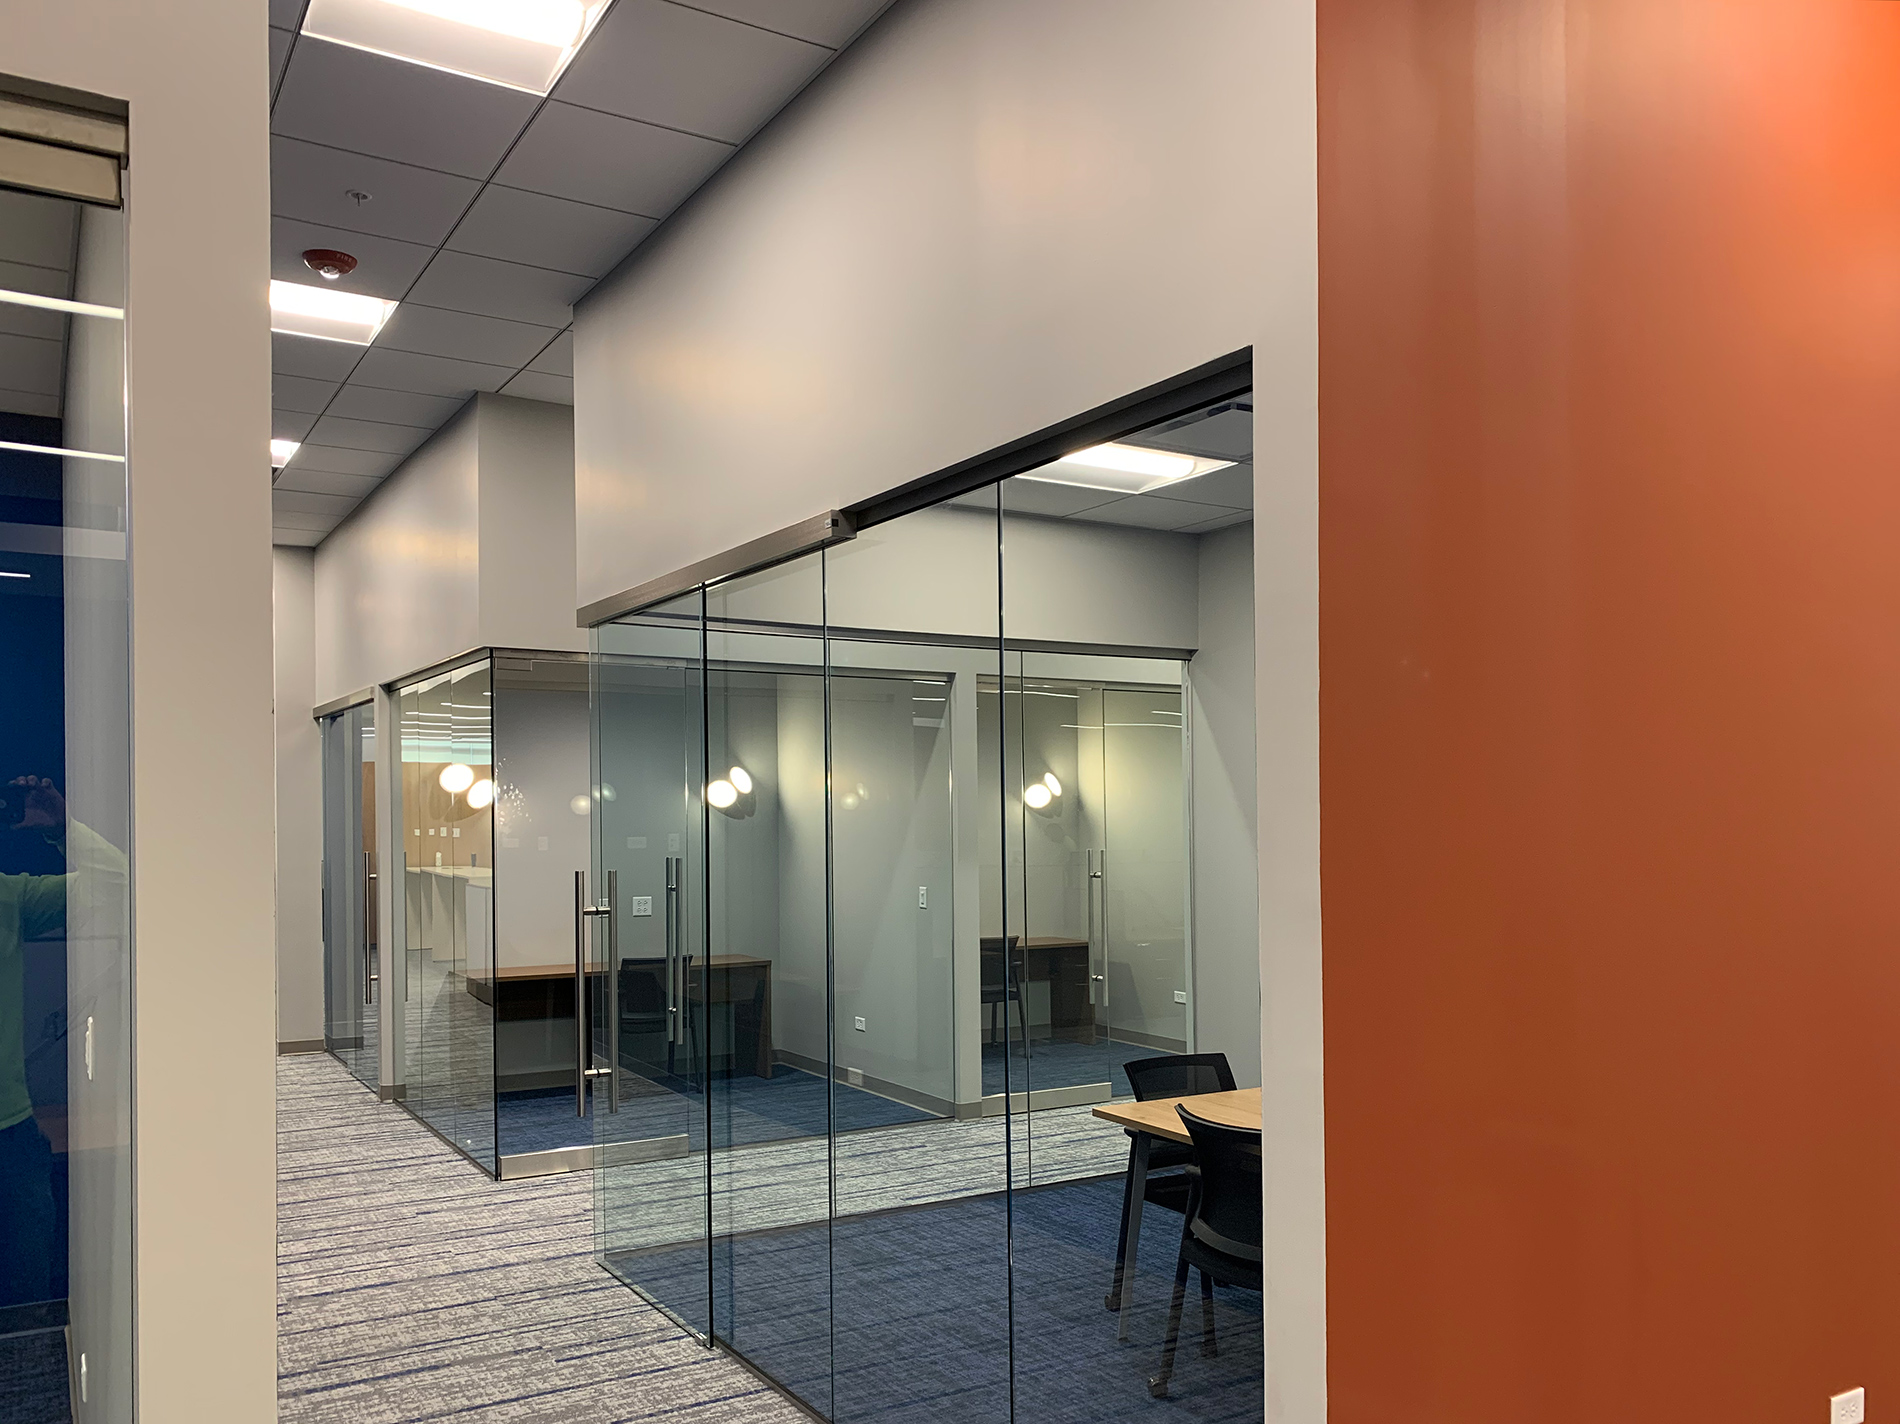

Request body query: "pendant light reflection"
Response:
[1023, 771, 1063, 812]
[438, 762, 475, 794]
[706, 779, 739, 810]
[465, 778, 496, 810]
[728, 765, 753, 795]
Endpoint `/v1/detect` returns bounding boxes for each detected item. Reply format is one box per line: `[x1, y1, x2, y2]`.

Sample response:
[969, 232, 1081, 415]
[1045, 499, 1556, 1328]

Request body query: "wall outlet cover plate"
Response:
[1832, 1388, 1866, 1424]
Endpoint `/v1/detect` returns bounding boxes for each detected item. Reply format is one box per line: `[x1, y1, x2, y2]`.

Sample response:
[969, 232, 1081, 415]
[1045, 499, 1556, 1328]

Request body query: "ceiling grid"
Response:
[267, 0, 896, 546]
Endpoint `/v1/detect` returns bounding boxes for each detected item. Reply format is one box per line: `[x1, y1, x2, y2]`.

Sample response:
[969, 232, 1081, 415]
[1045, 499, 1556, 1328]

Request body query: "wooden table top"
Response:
[494, 954, 772, 982]
[1092, 1087, 1261, 1144]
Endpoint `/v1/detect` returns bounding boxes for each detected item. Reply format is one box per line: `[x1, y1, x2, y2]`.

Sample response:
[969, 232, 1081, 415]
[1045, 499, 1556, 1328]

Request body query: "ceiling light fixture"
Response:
[728, 766, 753, 796]
[706, 779, 738, 810]
[271, 439, 300, 467]
[301, 0, 609, 95]
[1043, 773, 1062, 798]
[0, 571, 28, 580]
[270, 279, 396, 345]
[1023, 783, 1053, 811]
[1018, 441, 1235, 496]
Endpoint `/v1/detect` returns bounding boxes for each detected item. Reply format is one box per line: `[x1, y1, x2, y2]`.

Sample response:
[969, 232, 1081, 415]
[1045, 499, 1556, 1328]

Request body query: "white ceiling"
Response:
[950, 400, 1257, 536]
[0, 189, 79, 421]
[268, 0, 895, 547]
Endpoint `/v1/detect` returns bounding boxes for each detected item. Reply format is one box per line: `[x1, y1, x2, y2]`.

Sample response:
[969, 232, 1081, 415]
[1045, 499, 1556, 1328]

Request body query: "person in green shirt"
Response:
[0, 776, 125, 1308]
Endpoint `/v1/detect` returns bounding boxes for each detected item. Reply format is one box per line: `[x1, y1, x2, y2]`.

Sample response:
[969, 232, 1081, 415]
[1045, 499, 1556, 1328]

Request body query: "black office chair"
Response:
[1106, 1052, 1236, 1312]
[619, 955, 697, 1079]
[1148, 1106, 1262, 1399]
[979, 935, 1031, 1059]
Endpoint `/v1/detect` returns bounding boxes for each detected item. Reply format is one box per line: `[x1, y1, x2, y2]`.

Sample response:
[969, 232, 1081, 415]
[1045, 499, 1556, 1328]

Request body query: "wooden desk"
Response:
[998, 937, 1094, 1043]
[1092, 1086, 1262, 1339]
[1092, 1087, 1261, 1143]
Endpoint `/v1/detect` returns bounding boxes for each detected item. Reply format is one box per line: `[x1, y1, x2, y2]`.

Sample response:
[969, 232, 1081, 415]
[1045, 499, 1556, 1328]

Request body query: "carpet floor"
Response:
[277, 1052, 804, 1424]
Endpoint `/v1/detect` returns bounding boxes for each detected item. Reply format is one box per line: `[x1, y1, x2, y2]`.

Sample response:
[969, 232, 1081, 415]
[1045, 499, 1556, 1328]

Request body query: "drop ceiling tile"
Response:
[0, 303, 62, 342]
[273, 409, 319, 442]
[0, 334, 62, 397]
[526, 329, 572, 377]
[306, 413, 431, 455]
[499, 370, 573, 406]
[274, 488, 358, 518]
[496, 102, 732, 217]
[326, 385, 464, 427]
[272, 526, 326, 548]
[1069, 494, 1235, 533]
[404, 251, 588, 328]
[0, 190, 76, 270]
[997, 479, 1123, 520]
[274, 466, 383, 498]
[376, 303, 557, 369]
[1138, 408, 1254, 462]
[556, 0, 830, 144]
[350, 346, 516, 400]
[270, 26, 294, 89]
[269, 0, 305, 28]
[272, 511, 339, 532]
[272, 330, 362, 382]
[273, 372, 340, 414]
[1177, 510, 1253, 535]
[683, 0, 890, 48]
[286, 443, 405, 478]
[1159, 462, 1252, 511]
[273, 38, 538, 179]
[446, 186, 654, 279]
[0, 389, 58, 420]
[0, 259, 67, 300]
[272, 217, 432, 298]
[271, 136, 481, 247]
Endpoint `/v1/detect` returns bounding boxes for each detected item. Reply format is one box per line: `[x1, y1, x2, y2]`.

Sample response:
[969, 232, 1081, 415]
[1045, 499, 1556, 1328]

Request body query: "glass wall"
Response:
[321, 701, 378, 1090]
[592, 392, 1261, 1421]
[0, 183, 134, 1415]
[395, 651, 607, 1176]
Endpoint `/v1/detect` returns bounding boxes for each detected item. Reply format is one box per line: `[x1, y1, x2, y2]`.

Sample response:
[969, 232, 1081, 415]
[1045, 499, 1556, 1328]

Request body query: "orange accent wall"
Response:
[1319, 2, 1900, 1418]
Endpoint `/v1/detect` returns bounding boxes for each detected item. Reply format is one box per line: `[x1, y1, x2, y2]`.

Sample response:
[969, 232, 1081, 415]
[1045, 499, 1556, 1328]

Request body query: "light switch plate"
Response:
[918, 886, 928, 908]
[629, 897, 653, 917]
[1833, 1388, 1866, 1424]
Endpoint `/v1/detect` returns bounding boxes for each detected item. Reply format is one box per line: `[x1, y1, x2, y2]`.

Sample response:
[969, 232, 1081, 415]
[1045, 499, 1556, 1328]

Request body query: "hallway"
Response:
[276, 1053, 802, 1423]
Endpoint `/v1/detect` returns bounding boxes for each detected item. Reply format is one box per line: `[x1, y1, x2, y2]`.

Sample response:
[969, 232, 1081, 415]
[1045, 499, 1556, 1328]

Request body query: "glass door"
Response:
[321, 702, 378, 1090]
[592, 591, 710, 1337]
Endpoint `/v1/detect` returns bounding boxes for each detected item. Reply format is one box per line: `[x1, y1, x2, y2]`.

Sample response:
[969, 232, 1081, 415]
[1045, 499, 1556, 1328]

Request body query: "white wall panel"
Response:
[274, 548, 325, 1047]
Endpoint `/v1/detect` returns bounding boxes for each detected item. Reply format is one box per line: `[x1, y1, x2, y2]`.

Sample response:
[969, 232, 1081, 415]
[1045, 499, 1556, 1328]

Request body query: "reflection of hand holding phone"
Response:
[5, 777, 65, 833]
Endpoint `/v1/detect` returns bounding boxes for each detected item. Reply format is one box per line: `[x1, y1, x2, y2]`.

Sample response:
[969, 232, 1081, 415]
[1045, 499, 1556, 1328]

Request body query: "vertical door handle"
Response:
[1087, 850, 1105, 1004]
[664, 856, 681, 1043]
[363, 850, 379, 1005]
[574, 871, 588, 1116]
[605, 868, 619, 1113]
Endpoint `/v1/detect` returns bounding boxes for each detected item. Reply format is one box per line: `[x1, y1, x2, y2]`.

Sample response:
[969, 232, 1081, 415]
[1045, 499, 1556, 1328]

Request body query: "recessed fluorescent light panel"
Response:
[269, 280, 396, 345]
[1018, 442, 1235, 496]
[271, 440, 301, 468]
[301, 0, 609, 94]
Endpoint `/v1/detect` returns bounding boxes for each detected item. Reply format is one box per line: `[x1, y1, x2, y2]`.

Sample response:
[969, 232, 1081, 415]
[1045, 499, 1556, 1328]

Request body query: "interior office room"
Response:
[6, 0, 1900, 1422]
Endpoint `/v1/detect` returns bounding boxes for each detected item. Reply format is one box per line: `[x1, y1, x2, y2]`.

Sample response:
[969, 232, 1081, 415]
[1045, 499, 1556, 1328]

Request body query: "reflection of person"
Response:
[0, 776, 122, 1308]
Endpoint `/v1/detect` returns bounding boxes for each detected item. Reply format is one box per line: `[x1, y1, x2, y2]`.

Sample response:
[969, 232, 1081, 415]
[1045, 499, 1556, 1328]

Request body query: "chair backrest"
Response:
[1123, 1052, 1237, 1102]
[1177, 1107, 1263, 1263]
[619, 957, 667, 1014]
[978, 935, 1020, 987]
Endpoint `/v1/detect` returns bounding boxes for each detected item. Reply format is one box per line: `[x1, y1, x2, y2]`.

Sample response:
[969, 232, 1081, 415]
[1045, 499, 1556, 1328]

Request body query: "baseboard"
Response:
[979, 1081, 1114, 1116]
[498, 1133, 689, 1180]
[277, 1039, 327, 1055]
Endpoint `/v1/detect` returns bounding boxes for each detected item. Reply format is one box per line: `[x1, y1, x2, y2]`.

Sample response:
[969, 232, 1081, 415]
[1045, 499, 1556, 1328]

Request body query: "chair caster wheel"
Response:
[1104, 1292, 1121, 1311]
[1148, 1376, 1170, 1399]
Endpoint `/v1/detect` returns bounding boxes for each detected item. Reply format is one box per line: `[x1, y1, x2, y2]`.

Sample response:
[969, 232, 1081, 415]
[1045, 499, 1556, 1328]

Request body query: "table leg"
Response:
[1118, 1131, 1151, 1342]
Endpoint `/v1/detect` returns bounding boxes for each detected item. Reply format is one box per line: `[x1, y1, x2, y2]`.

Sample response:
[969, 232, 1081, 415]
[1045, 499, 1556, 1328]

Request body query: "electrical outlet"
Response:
[1173, 990, 1188, 1004]
[918, 886, 928, 908]
[84, 1016, 94, 1082]
[629, 897, 653, 917]
[854, 1016, 866, 1032]
[846, 1067, 864, 1087]
[1832, 1388, 1866, 1424]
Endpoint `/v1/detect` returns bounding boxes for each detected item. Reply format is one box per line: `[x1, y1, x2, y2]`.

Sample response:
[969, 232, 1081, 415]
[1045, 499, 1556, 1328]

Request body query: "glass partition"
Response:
[321, 702, 378, 1090]
[0, 177, 135, 1416]
[591, 391, 1261, 1421]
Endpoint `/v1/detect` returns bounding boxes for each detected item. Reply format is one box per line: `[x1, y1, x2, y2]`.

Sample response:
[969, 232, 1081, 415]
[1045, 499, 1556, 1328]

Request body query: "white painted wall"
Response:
[572, 0, 1318, 1417]
[1191, 523, 1260, 1087]
[274, 548, 324, 1048]
[315, 402, 479, 702]
[9, 3, 278, 1419]
[478, 397, 584, 656]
